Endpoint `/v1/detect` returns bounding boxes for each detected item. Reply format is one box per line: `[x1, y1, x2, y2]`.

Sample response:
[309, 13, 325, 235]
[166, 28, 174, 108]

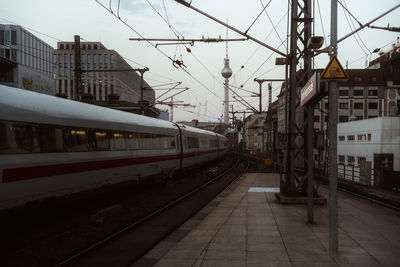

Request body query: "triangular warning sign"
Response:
[320, 55, 349, 80]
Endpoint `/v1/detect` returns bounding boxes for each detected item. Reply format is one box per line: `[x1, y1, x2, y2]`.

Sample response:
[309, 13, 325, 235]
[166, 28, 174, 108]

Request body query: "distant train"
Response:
[0, 85, 227, 210]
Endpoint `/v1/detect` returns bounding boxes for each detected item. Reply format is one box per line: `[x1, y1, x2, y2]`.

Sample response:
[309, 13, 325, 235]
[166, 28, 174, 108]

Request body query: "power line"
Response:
[259, 0, 287, 51]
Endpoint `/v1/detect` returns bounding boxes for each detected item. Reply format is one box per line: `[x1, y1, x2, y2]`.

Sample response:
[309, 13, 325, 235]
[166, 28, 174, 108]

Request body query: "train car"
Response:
[0, 85, 227, 210]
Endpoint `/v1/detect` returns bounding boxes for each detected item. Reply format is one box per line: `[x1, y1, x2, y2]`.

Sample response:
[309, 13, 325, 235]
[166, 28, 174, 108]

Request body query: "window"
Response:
[88, 44, 91, 50]
[314, 115, 320, 122]
[40, 126, 64, 152]
[347, 156, 355, 165]
[357, 134, 366, 141]
[339, 90, 348, 96]
[354, 76, 362, 82]
[347, 135, 354, 141]
[126, 132, 141, 149]
[368, 102, 378, 109]
[367, 133, 371, 141]
[112, 131, 126, 150]
[339, 102, 349, 109]
[338, 136, 345, 141]
[371, 76, 377, 82]
[325, 103, 328, 110]
[11, 30, 16, 45]
[0, 123, 35, 153]
[87, 80, 91, 94]
[58, 54, 62, 76]
[187, 137, 199, 148]
[87, 54, 91, 69]
[94, 44, 97, 50]
[339, 116, 348, 122]
[93, 80, 97, 100]
[354, 102, 363, 109]
[368, 89, 378, 97]
[338, 155, 345, 164]
[60, 44, 64, 49]
[141, 133, 153, 149]
[65, 128, 89, 152]
[0, 30, 4, 45]
[353, 90, 363, 97]
[358, 157, 366, 164]
[66, 44, 69, 50]
[70, 54, 74, 77]
[70, 80, 74, 99]
[93, 54, 97, 69]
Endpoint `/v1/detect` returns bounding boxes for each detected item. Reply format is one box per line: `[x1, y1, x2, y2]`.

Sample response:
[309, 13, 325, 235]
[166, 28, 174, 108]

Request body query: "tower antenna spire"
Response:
[221, 18, 232, 125]
[226, 19, 228, 58]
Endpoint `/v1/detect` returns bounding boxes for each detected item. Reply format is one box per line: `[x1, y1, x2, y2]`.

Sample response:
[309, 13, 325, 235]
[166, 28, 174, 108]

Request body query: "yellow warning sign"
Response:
[264, 158, 272, 166]
[320, 55, 349, 80]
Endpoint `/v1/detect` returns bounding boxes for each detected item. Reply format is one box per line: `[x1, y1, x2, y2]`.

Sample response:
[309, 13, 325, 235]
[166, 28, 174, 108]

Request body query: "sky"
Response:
[1, 0, 399, 122]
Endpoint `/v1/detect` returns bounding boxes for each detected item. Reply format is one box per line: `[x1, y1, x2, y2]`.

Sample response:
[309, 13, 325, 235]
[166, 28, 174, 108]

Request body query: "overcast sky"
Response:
[1, 0, 399, 122]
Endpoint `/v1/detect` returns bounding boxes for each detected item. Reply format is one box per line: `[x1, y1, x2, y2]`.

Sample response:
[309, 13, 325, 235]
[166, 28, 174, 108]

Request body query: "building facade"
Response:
[0, 24, 55, 95]
[54, 41, 155, 106]
[337, 117, 400, 172]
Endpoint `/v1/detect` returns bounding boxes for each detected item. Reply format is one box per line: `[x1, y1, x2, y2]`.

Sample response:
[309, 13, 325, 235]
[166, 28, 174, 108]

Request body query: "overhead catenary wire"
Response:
[259, 0, 287, 51]
[340, 0, 370, 55]
[96, 0, 226, 114]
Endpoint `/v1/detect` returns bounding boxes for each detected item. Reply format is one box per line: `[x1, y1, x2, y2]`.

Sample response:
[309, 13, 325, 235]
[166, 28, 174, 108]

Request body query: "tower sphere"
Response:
[221, 58, 232, 79]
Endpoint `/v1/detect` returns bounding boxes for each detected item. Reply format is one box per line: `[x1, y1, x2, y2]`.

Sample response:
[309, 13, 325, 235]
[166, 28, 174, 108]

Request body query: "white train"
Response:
[0, 85, 227, 210]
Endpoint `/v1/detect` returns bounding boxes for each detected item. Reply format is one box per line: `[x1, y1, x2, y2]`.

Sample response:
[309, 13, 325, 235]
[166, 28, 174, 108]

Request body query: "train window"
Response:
[126, 132, 141, 150]
[168, 136, 176, 149]
[141, 133, 153, 150]
[209, 139, 218, 148]
[187, 137, 199, 149]
[159, 135, 170, 149]
[95, 130, 110, 150]
[10, 123, 33, 153]
[65, 128, 89, 152]
[112, 131, 126, 150]
[40, 125, 65, 152]
[0, 122, 9, 152]
[152, 134, 162, 149]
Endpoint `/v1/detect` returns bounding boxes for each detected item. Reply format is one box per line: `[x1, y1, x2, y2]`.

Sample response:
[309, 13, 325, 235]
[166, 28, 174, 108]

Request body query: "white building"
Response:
[337, 117, 400, 172]
[0, 24, 55, 95]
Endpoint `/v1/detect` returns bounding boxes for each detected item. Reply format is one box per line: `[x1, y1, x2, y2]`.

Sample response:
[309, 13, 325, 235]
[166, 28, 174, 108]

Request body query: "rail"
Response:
[55, 159, 249, 266]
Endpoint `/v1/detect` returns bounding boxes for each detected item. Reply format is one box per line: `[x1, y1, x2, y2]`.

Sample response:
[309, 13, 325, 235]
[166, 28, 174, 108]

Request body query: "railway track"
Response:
[52, 159, 248, 266]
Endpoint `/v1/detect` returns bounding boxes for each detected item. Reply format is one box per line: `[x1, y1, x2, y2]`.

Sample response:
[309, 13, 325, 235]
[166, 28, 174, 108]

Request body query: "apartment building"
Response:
[0, 24, 55, 95]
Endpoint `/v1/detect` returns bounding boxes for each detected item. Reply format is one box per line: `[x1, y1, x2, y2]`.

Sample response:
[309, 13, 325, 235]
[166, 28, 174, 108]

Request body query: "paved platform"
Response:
[136, 173, 400, 266]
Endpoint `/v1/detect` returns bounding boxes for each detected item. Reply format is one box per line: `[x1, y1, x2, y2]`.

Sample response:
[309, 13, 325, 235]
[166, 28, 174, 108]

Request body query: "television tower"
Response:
[221, 27, 232, 125]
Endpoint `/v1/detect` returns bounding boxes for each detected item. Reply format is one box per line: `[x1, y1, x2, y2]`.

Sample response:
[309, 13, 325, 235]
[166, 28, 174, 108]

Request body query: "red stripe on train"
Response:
[2, 149, 221, 183]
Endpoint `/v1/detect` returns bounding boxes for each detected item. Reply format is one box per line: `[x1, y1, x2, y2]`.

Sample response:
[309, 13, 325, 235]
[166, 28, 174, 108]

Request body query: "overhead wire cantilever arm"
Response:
[159, 87, 189, 103]
[174, 0, 288, 58]
[154, 83, 181, 101]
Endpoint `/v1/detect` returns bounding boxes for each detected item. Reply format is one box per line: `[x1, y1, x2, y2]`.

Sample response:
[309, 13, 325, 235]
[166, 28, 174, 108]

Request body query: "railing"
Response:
[316, 161, 375, 187]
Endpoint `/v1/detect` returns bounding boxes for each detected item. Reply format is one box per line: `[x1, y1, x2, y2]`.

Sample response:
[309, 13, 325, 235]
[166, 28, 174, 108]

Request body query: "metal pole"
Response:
[259, 81, 262, 113]
[74, 35, 82, 101]
[328, 0, 339, 254]
[287, 0, 298, 195]
[304, 0, 314, 224]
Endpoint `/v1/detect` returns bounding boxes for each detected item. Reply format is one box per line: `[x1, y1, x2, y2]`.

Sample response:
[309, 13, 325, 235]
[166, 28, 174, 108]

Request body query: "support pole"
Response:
[328, 0, 339, 254]
[74, 35, 82, 101]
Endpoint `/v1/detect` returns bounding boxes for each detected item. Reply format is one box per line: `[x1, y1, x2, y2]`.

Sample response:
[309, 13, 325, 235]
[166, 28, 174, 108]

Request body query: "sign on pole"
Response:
[320, 55, 349, 80]
[300, 72, 318, 107]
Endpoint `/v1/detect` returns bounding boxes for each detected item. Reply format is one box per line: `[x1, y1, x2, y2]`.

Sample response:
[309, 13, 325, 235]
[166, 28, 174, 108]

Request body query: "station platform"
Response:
[135, 173, 400, 266]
